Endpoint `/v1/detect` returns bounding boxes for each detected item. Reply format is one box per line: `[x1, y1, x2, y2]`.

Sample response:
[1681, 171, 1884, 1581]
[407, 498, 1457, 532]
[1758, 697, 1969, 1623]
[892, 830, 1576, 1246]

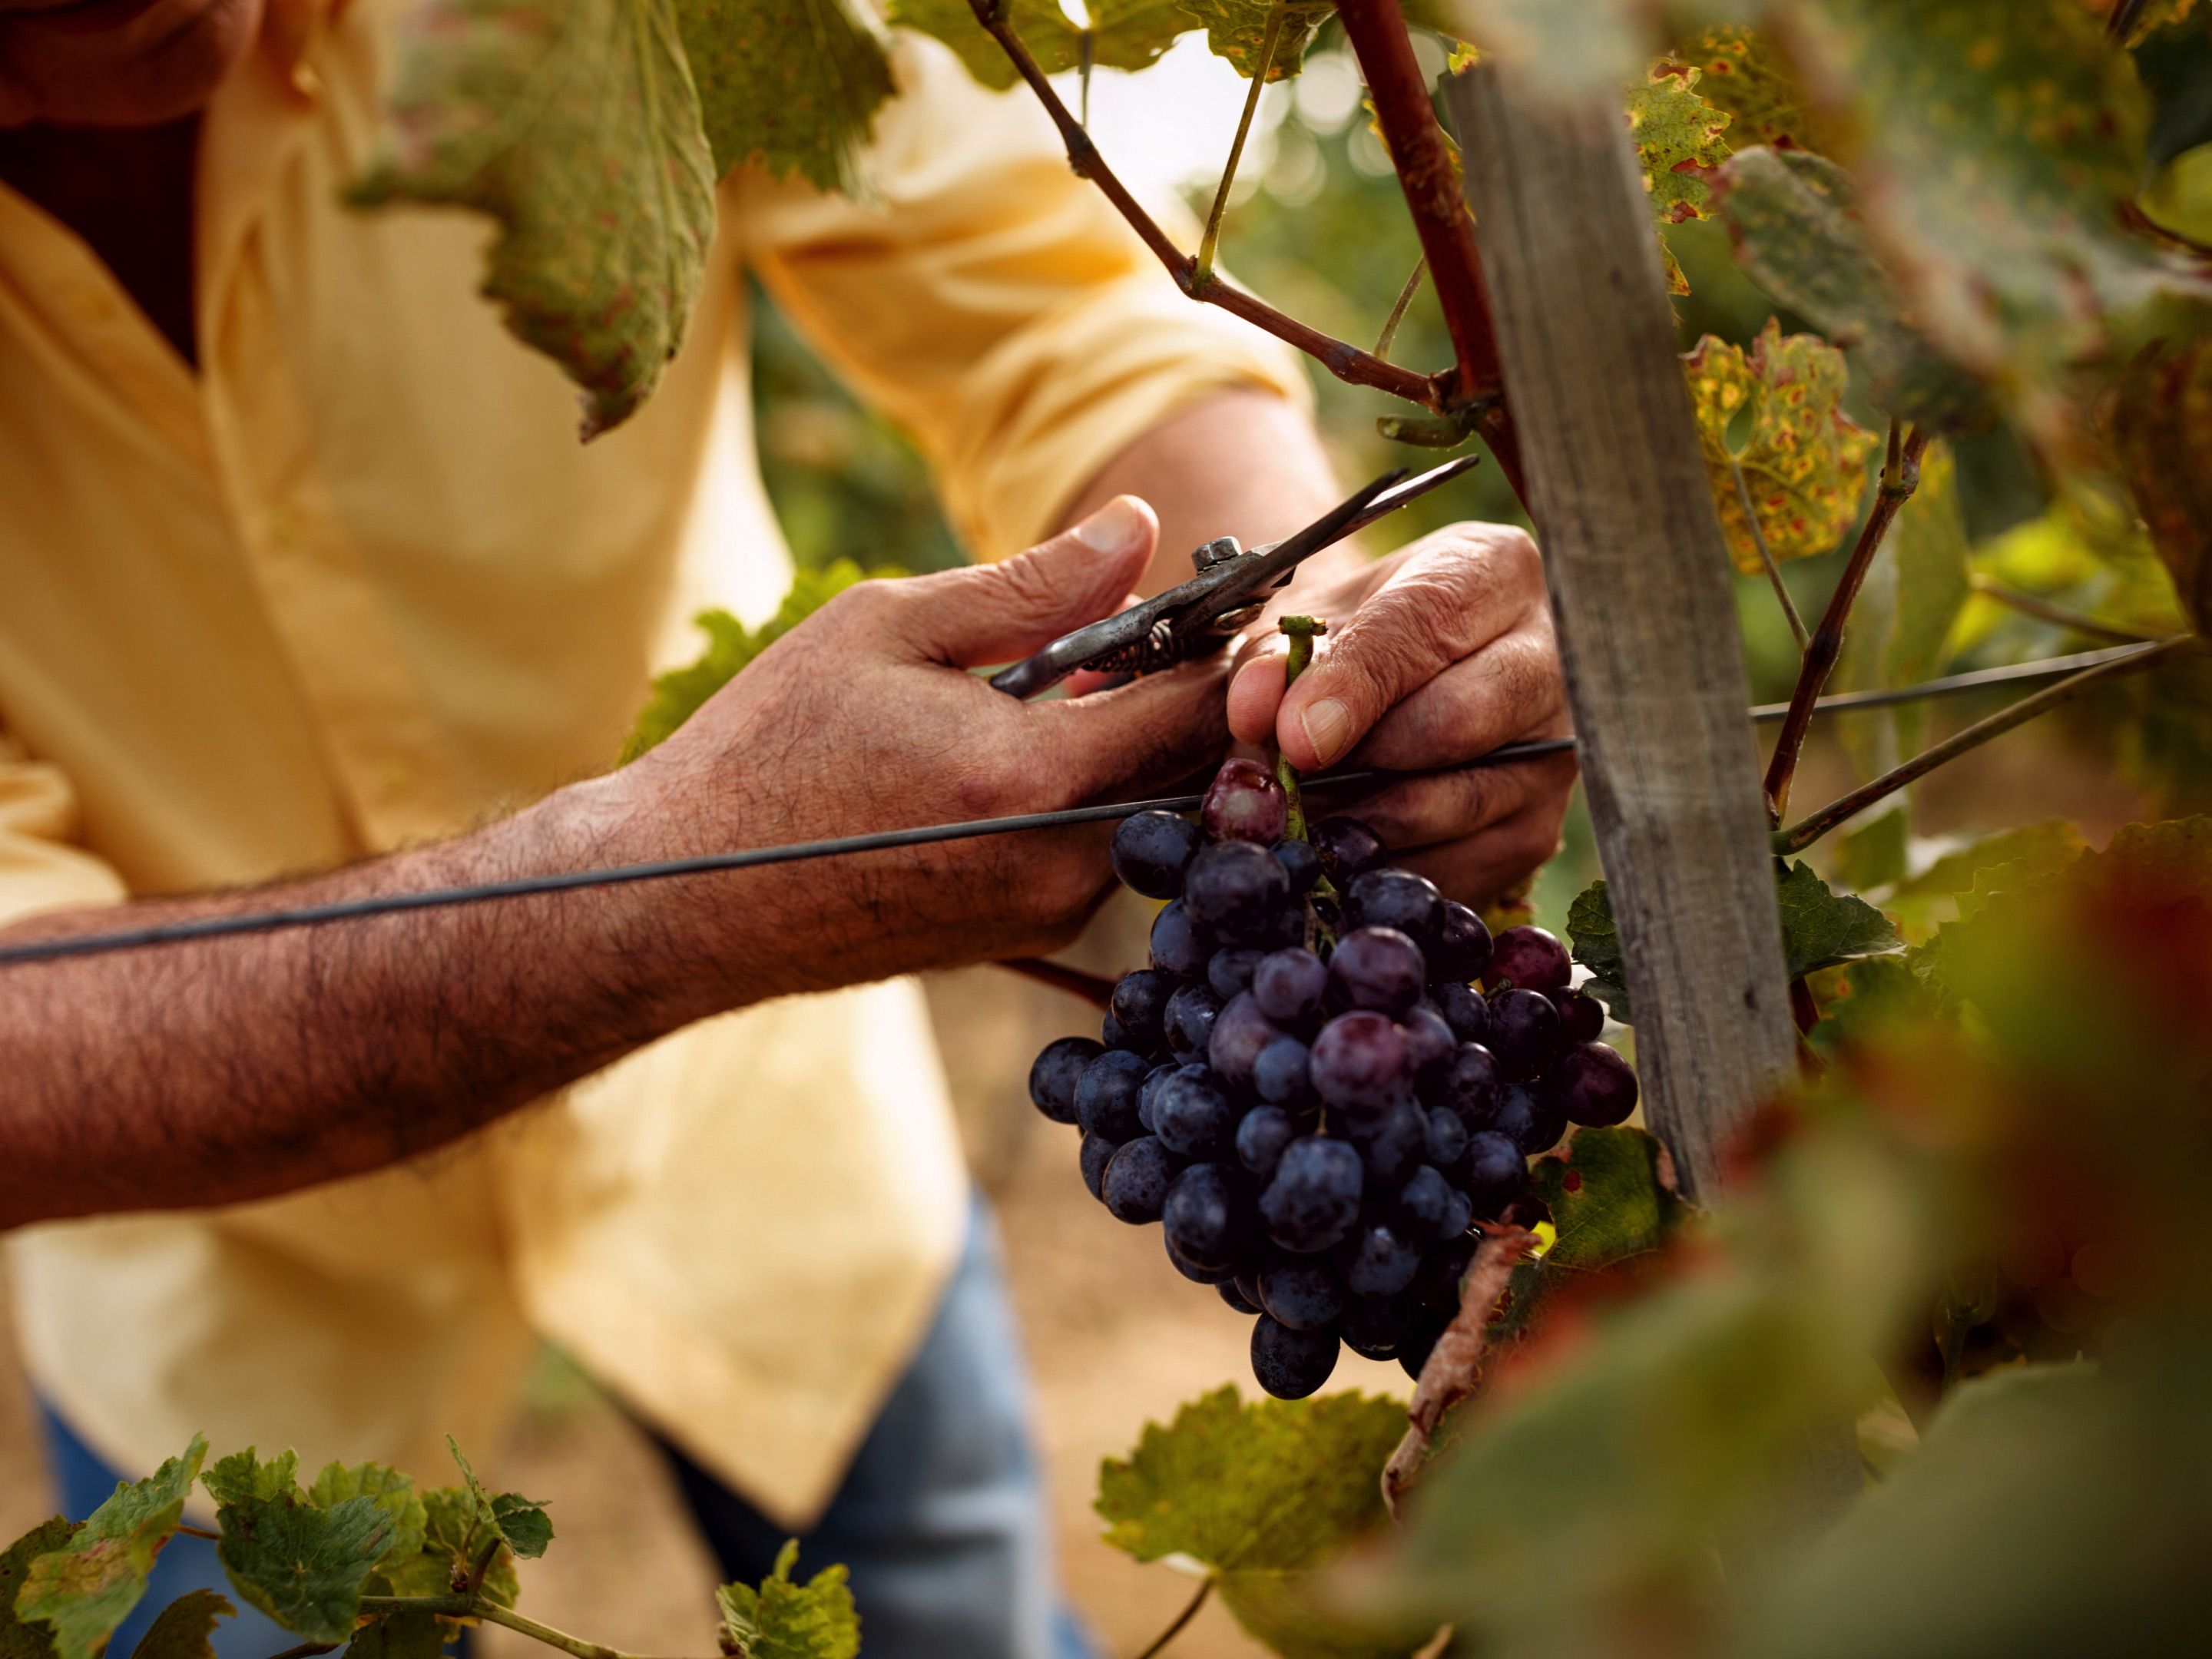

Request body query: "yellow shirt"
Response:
[0, 3, 1303, 1523]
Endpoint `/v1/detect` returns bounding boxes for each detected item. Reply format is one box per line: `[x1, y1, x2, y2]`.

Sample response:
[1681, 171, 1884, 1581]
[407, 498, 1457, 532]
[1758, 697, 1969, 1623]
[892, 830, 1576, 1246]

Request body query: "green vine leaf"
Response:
[202, 1450, 297, 1509]
[14, 1437, 206, 1659]
[305, 1465, 427, 1584]
[1, 1518, 78, 1659]
[715, 1540, 858, 1659]
[1532, 1128, 1687, 1273]
[385, 1488, 518, 1607]
[2111, 339, 2212, 638]
[622, 561, 900, 760]
[1624, 63, 1731, 294]
[1776, 862, 1902, 980]
[349, 0, 717, 440]
[1177, 0, 1336, 80]
[1672, 25, 1816, 151]
[125, 1593, 233, 1659]
[677, 0, 894, 192]
[886, 0, 1189, 90]
[1684, 320, 1880, 573]
[1878, 820, 2088, 943]
[1098, 1387, 1429, 1659]
[445, 1440, 552, 1561]
[1565, 879, 1629, 1023]
[207, 1452, 396, 1644]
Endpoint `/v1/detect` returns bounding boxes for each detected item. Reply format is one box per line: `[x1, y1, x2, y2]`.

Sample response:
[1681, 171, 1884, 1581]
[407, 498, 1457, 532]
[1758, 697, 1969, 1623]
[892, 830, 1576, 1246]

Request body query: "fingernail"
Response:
[1074, 495, 1150, 557]
[1302, 697, 1352, 765]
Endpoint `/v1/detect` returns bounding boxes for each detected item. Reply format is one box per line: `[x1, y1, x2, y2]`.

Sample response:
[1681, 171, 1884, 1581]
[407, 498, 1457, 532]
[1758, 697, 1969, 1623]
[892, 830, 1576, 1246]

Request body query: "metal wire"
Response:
[1747, 641, 2168, 721]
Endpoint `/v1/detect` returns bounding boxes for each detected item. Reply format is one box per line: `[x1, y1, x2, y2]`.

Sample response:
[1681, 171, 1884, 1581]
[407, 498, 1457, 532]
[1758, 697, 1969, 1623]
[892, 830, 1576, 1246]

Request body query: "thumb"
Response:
[889, 496, 1159, 669]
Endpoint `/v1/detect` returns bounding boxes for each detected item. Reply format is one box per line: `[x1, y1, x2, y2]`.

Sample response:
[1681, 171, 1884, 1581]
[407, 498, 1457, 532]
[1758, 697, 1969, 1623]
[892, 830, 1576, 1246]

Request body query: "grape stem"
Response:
[996, 955, 1116, 1007]
[1275, 615, 1327, 843]
[1130, 1578, 1214, 1659]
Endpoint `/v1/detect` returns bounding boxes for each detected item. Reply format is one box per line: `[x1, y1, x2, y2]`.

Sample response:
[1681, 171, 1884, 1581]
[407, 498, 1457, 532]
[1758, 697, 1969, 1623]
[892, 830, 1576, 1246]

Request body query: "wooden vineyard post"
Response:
[1443, 65, 1796, 1203]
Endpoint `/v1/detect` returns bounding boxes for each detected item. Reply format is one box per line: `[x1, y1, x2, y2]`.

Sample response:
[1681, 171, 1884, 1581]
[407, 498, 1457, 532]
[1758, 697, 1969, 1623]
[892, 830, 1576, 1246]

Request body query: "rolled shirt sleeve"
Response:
[736, 34, 1314, 561]
[0, 733, 127, 926]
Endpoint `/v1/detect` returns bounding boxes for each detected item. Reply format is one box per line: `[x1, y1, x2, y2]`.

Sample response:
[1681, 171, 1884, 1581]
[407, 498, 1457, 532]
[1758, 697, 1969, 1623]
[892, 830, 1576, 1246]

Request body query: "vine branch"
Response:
[1197, 10, 1281, 279]
[1732, 456, 1808, 651]
[962, 0, 1444, 409]
[996, 955, 1115, 1007]
[1760, 422, 1932, 826]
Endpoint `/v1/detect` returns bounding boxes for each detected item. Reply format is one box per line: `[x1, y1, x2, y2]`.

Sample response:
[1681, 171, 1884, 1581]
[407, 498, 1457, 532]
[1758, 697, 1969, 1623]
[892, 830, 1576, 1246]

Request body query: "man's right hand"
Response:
[601, 494, 1229, 1016]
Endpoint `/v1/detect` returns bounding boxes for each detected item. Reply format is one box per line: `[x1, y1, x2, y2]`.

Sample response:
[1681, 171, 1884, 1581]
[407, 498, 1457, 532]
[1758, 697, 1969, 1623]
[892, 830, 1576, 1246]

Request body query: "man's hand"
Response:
[1226, 521, 1575, 905]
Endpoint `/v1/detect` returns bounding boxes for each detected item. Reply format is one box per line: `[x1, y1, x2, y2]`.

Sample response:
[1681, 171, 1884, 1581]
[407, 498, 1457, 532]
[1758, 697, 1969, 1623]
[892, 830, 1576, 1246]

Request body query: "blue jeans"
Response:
[41, 1200, 1093, 1659]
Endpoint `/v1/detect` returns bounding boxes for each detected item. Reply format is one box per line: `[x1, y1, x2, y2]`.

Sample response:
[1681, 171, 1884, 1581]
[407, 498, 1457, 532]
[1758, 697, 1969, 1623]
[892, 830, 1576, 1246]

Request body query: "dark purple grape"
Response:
[1437, 1184, 1474, 1239]
[1233, 1269, 1265, 1309]
[1343, 869, 1445, 950]
[1432, 981, 1493, 1046]
[1343, 1222, 1423, 1297]
[1431, 901, 1494, 983]
[1150, 900, 1213, 979]
[1399, 1310, 1450, 1379]
[1485, 925, 1572, 993]
[1164, 983, 1223, 1057]
[1461, 1130, 1530, 1217]
[1028, 1036, 1101, 1125]
[1551, 989, 1607, 1045]
[1400, 1006, 1456, 1086]
[1253, 1038, 1314, 1107]
[1341, 1293, 1417, 1359]
[1270, 837, 1323, 892]
[1236, 1104, 1298, 1177]
[1137, 1063, 1177, 1134]
[1426, 1106, 1469, 1169]
[1076, 1048, 1150, 1141]
[1259, 902, 1310, 949]
[1411, 1236, 1477, 1311]
[1311, 816, 1386, 884]
[1346, 1098, 1427, 1186]
[1251, 1316, 1339, 1399]
[1259, 1259, 1347, 1331]
[1393, 1165, 1457, 1239]
[1201, 758, 1290, 846]
[1154, 1065, 1238, 1160]
[1079, 1132, 1118, 1201]
[1103, 1135, 1178, 1223]
[1101, 1012, 1138, 1052]
[1110, 969, 1174, 1051]
[1491, 1081, 1568, 1156]
[1488, 988, 1565, 1078]
[1549, 1041, 1640, 1127]
[1310, 1011, 1409, 1110]
[1439, 1042, 1504, 1127]
[1260, 1136, 1364, 1253]
[1183, 839, 1293, 946]
[1209, 991, 1285, 1091]
[1164, 1230, 1233, 1285]
[1218, 1280, 1261, 1316]
[1163, 1162, 1256, 1272]
[1253, 947, 1326, 1023]
[1207, 948, 1266, 1002]
[1111, 810, 1204, 899]
[1327, 926, 1427, 1016]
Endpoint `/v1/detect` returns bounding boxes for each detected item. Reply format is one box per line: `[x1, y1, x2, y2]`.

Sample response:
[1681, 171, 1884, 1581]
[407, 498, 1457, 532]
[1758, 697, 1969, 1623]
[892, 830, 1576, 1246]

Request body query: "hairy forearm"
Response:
[0, 773, 727, 1229]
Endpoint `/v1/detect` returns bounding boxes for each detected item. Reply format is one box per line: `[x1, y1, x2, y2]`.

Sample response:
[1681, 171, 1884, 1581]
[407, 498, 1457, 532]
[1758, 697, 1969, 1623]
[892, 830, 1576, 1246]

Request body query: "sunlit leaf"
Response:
[1626, 63, 1731, 293]
[887, 0, 1189, 89]
[715, 1540, 858, 1659]
[1674, 25, 1816, 151]
[1179, 0, 1336, 79]
[15, 1438, 206, 1659]
[1873, 820, 2089, 943]
[350, 0, 717, 439]
[678, 0, 893, 192]
[1684, 320, 1881, 573]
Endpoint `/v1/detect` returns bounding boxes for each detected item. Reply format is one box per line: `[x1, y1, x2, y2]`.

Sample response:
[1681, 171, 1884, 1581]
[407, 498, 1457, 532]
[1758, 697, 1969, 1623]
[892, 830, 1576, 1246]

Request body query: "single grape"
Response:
[1236, 1104, 1298, 1178]
[1438, 1042, 1504, 1128]
[1183, 839, 1293, 945]
[1259, 1259, 1348, 1331]
[1400, 1005, 1457, 1086]
[1270, 837, 1323, 892]
[1150, 900, 1213, 979]
[1233, 1269, 1266, 1310]
[1253, 1037, 1315, 1107]
[1079, 1132, 1118, 1202]
[1411, 1236, 1477, 1311]
[1343, 869, 1445, 950]
[1490, 1081, 1568, 1157]
[1163, 983, 1223, 1058]
[1460, 1130, 1530, 1217]
[1310, 1010, 1409, 1110]
[1110, 969, 1174, 1052]
[1485, 925, 1572, 993]
[1028, 1035, 1102, 1125]
[1431, 900, 1494, 984]
[1137, 1063, 1177, 1134]
[1250, 1316, 1340, 1399]
[1111, 810, 1204, 899]
[1253, 946, 1327, 1023]
[1550, 988, 1607, 1045]
[1343, 1222, 1424, 1297]
[1340, 1293, 1417, 1360]
[1209, 991, 1285, 1090]
[1347, 1098, 1428, 1187]
[1549, 1041, 1640, 1127]
[1201, 757, 1290, 846]
[1164, 1230, 1233, 1286]
[1260, 1135, 1364, 1253]
[1431, 981, 1493, 1046]
[1393, 1165, 1458, 1239]
[1488, 987, 1565, 1079]
[1101, 1012, 1140, 1053]
[1327, 926, 1428, 1015]
[1207, 948, 1266, 1002]
[1105, 1136, 1178, 1223]
[1217, 1280, 1261, 1316]
[1425, 1105, 1469, 1169]
[1076, 1049, 1150, 1141]
[1437, 1184, 1474, 1239]
[1153, 1065, 1238, 1161]
[1398, 1310, 1450, 1379]
[1310, 816, 1386, 885]
[1163, 1162, 1256, 1272]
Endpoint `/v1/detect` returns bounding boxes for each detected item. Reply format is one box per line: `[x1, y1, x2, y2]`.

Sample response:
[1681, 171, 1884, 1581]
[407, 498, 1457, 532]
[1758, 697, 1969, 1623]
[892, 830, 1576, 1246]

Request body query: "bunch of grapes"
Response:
[1025, 757, 1639, 1399]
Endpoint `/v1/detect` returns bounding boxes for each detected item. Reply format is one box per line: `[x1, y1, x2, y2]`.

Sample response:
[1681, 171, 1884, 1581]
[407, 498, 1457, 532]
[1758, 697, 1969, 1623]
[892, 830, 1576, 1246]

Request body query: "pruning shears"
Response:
[987, 455, 1481, 700]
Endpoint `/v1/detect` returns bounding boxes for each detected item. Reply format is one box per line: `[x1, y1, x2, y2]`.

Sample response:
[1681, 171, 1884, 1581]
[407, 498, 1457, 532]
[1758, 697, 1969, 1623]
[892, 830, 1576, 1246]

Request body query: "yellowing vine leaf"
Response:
[1177, 0, 1336, 80]
[351, 0, 717, 440]
[2111, 340, 2212, 637]
[14, 1438, 206, 1659]
[1624, 63, 1730, 293]
[1674, 25, 1815, 151]
[1684, 320, 1879, 573]
[887, 0, 1189, 89]
[715, 1541, 858, 1659]
[677, 0, 893, 192]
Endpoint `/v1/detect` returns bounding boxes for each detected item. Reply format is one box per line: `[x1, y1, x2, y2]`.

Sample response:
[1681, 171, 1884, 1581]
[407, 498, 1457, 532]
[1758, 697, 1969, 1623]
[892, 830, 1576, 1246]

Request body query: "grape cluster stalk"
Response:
[1025, 757, 1637, 1399]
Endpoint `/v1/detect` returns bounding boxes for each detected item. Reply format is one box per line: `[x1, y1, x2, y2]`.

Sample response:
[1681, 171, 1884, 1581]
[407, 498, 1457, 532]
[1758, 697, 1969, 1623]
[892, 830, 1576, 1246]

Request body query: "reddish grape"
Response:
[1549, 1041, 1640, 1127]
[1431, 900, 1494, 982]
[1485, 925, 1572, 993]
[1309, 1011, 1409, 1109]
[1201, 758, 1291, 845]
[1326, 926, 1427, 1015]
[1488, 987, 1565, 1078]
